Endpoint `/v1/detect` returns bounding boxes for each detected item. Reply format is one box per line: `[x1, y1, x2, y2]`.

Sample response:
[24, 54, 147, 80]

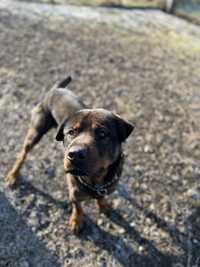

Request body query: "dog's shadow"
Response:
[80, 208, 183, 267]
[80, 213, 173, 267]
[15, 179, 199, 267]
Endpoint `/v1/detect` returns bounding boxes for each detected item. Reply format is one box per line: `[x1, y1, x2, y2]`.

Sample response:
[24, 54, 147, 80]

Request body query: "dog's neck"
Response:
[86, 152, 124, 185]
[72, 152, 124, 198]
[103, 152, 124, 182]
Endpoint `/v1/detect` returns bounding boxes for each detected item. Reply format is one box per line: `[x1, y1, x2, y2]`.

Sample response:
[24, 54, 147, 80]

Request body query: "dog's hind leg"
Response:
[5, 104, 56, 187]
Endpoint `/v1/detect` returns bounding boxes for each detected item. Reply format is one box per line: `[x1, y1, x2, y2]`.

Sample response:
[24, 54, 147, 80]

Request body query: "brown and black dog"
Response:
[5, 76, 134, 233]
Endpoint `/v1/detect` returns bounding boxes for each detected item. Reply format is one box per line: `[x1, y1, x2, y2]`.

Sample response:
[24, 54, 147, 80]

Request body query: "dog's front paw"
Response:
[5, 171, 18, 188]
[68, 214, 84, 234]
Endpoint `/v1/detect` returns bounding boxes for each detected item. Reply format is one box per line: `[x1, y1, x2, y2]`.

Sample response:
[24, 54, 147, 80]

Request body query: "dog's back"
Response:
[42, 76, 85, 126]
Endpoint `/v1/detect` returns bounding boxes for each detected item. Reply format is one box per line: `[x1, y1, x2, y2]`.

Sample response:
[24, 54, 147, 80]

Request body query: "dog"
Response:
[5, 76, 134, 233]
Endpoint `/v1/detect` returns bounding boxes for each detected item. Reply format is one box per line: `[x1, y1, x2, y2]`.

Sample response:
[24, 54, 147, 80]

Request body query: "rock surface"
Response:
[0, 1, 200, 266]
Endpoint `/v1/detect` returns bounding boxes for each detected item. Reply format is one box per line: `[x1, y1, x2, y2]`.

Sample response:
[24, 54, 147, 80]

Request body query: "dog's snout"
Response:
[67, 146, 87, 162]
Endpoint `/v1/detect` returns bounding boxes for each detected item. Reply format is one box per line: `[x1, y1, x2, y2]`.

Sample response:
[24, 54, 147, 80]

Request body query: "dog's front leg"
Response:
[66, 174, 84, 233]
[68, 201, 84, 234]
[96, 198, 110, 213]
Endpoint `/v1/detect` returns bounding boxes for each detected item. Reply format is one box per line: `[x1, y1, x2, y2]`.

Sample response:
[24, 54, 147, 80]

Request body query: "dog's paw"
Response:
[68, 215, 84, 234]
[5, 172, 18, 188]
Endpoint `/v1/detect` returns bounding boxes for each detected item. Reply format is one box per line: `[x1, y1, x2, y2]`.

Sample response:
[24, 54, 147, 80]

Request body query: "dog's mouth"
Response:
[66, 168, 88, 177]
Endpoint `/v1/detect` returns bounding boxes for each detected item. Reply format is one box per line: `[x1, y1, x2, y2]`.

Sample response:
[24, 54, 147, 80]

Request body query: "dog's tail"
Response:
[57, 76, 72, 88]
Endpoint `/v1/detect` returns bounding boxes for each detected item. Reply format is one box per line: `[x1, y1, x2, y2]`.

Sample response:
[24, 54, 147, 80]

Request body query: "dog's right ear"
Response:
[55, 121, 66, 141]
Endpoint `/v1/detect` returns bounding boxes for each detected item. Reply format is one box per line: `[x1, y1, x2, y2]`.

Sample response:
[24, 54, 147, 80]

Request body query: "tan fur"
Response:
[5, 127, 39, 186]
[5, 78, 133, 234]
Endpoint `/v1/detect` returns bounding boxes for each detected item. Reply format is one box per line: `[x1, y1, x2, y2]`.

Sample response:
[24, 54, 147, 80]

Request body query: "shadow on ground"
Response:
[7, 179, 199, 267]
[0, 191, 61, 267]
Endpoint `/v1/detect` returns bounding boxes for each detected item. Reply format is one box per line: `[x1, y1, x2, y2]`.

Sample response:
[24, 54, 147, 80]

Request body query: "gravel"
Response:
[0, 1, 200, 266]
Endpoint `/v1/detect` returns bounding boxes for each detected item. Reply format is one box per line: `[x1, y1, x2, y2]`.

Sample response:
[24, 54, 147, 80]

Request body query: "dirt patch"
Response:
[0, 1, 200, 266]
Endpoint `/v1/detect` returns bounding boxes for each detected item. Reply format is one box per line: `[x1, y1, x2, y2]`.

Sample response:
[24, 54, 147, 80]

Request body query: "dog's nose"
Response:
[67, 146, 87, 162]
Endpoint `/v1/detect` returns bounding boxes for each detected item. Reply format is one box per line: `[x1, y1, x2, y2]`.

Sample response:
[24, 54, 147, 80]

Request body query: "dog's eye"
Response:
[98, 130, 109, 139]
[67, 129, 78, 137]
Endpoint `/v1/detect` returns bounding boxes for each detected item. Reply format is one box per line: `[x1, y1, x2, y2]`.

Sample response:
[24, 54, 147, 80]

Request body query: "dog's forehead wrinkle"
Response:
[65, 111, 88, 129]
[63, 109, 117, 139]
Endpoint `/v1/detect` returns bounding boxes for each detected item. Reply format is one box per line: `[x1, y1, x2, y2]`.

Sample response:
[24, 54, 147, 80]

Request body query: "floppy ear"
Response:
[114, 114, 134, 143]
[55, 121, 66, 141]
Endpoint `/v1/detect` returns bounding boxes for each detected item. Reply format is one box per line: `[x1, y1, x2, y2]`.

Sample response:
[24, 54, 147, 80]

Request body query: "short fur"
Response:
[5, 76, 134, 233]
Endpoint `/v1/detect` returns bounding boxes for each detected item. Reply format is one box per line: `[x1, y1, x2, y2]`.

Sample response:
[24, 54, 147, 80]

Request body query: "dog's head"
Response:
[56, 109, 134, 185]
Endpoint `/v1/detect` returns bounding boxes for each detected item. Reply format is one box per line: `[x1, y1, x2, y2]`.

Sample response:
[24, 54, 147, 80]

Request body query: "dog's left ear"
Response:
[55, 121, 66, 141]
[114, 114, 135, 143]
